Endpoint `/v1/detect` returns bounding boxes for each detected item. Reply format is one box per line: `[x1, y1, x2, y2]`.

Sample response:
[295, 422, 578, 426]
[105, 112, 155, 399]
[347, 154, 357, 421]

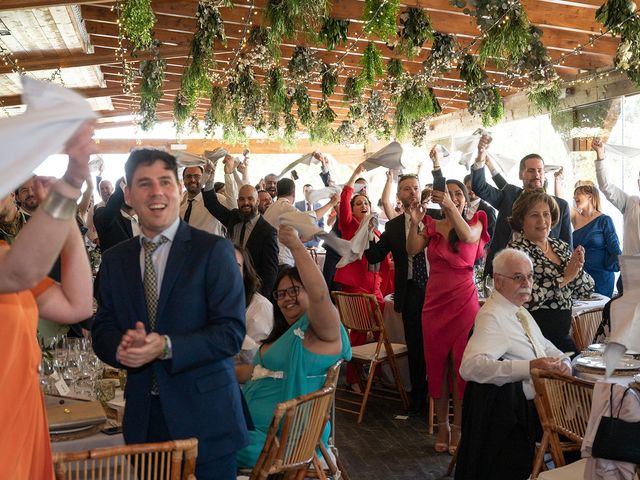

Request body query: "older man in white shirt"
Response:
[456, 248, 570, 480]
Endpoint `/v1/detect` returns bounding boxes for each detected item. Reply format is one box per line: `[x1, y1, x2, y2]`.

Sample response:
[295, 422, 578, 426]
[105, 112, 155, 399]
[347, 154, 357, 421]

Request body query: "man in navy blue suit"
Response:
[92, 149, 248, 480]
[294, 184, 324, 248]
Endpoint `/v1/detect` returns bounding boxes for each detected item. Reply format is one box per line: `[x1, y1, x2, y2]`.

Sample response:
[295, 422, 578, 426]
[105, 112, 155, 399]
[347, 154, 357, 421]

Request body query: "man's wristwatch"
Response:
[160, 335, 172, 360]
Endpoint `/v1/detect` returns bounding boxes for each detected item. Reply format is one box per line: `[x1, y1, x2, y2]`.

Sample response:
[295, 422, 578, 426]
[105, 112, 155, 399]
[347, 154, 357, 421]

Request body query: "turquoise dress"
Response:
[237, 314, 352, 468]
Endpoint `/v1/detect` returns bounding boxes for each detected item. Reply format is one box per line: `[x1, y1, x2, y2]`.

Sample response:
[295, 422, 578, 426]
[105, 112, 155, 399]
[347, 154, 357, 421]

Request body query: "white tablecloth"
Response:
[382, 294, 412, 390]
[573, 354, 638, 386]
[572, 293, 610, 317]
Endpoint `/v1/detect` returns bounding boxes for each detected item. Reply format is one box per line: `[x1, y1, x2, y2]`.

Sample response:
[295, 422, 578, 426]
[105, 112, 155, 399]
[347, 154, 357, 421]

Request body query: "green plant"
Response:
[393, 77, 437, 138]
[387, 58, 404, 78]
[264, 0, 328, 43]
[410, 118, 429, 147]
[467, 86, 503, 127]
[344, 76, 365, 103]
[283, 94, 297, 144]
[293, 84, 312, 126]
[266, 67, 286, 113]
[596, 0, 636, 35]
[309, 99, 336, 143]
[318, 17, 350, 50]
[398, 8, 434, 59]
[119, 0, 156, 50]
[227, 66, 265, 126]
[423, 32, 457, 73]
[321, 64, 338, 98]
[363, 0, 400, 40]
[288, 46, 321, 83]
[247, 25, 281, 65]
[359, 42, 384, 87]
[511, 26, 558, 83]
[478, 6, 530, 65]
[204, 86, 228, 136]
[138, 47, 166, 131]
[528, 81, 561, 113]
[459, 54, 486, 89]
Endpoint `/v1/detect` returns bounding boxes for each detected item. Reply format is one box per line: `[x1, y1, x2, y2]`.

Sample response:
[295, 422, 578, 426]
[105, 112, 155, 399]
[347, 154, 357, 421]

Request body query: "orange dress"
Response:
[0, 244, 54, 479]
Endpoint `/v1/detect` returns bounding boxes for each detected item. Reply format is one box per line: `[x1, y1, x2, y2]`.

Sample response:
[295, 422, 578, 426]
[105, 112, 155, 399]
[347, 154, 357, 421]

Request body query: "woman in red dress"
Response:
[407, 179, 489, 454]
[334, 162, 390, 390]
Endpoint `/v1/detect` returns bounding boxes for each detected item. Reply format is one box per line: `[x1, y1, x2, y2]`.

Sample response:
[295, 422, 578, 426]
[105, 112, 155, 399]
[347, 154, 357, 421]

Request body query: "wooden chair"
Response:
[571, 308, 603, 351]
[530, 369, 595, 479]
[332, 291, 410, 423]
[52, 437, 198, 480]
[248, 360, 343, 480]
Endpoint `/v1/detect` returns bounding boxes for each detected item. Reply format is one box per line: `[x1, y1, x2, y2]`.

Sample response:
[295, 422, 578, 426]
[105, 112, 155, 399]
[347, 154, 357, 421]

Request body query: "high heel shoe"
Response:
[435, 423, 450, 453]
[449, 424, 461, 455]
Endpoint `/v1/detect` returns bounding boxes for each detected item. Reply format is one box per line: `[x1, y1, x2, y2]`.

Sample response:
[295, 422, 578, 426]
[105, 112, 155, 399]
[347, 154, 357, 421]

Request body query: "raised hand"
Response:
[223, 154, 235, 174]
[563, 245, 585, 283]
[32, 176, 57, 204]
[554, 166, 564, 180]
[64, 120, 96, 188]
[592, 138, 605, 161]
[429, 146, 442, 167]
[278, 224, 303, 249]
[408, 201, 426, 226]
[476, 134, 491, 164]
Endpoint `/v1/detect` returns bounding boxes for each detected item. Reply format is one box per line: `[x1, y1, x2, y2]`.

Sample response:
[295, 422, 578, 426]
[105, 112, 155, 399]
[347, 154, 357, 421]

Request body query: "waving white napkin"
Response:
[363, 141, 404, 171]
[336, 213, 377, 268]
[0, 77, 96, 199]
[175, 151, 206, 167]
[604, 143, 640, 160]
[277, 152, 319, 179]
[454, 133, 517, 172]
[278, 210, 351, 257]
[306, 182, 365, 204]
[204, 147, 228, 163]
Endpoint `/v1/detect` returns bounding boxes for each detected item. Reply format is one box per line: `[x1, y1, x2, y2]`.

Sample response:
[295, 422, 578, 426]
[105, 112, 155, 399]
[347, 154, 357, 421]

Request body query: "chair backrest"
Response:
[251, 361, 342, 479]
[531, 369, 594, 444]
[52, 438, 198, 480]
[331, 291, 384, 334]
[572, 309, 603, 351]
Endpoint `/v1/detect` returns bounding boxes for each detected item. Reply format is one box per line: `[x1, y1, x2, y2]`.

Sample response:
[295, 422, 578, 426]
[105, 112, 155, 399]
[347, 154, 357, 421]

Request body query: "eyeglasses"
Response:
[495, 272, 534, 283]
[273, 285, 302, 301]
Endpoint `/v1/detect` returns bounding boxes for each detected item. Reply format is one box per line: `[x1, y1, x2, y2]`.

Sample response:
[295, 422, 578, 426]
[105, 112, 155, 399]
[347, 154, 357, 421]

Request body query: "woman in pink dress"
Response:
[407, 179, 489, 455]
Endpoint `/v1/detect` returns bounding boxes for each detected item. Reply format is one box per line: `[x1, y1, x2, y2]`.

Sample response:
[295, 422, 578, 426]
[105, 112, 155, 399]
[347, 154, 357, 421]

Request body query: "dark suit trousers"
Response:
[402, 280, 428, 408]
[146, 397, 237, 480]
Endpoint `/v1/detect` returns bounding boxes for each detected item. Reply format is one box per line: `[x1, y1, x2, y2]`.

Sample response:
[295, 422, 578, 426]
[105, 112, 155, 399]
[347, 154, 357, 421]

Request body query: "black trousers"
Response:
[530, 308, 576, 353]
[401, 280, 428, 408]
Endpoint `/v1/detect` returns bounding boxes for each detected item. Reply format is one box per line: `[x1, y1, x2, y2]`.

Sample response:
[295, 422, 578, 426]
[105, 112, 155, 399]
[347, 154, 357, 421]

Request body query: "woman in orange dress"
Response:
[0, 123, 94, 479]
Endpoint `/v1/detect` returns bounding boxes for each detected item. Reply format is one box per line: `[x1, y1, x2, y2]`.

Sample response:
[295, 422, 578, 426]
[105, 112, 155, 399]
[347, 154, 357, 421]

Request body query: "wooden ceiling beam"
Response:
[0, 84, 133, 107]
[0, 0, 111, 10]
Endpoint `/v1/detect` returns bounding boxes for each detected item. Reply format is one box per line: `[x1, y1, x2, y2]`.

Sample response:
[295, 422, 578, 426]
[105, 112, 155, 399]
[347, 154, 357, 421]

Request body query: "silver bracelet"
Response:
[41, 189, 77, 220]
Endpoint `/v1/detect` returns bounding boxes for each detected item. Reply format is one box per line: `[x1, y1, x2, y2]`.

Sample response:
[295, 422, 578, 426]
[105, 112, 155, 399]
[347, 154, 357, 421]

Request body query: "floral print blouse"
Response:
[507, 237, 595, 312]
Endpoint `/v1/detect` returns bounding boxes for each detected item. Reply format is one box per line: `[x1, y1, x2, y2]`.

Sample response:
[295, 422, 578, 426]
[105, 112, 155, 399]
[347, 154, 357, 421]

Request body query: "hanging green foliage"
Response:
[204, 86, 228, 136]
[467, 86, 503, 127]
[344, 76, 365, 103]
[138, 46, 166, 132]
[387, 58, 404, 78]
[365, 90, 391, 139]
[528, 82, 561, 113]
[293, 84, 312, 126]
[478, 7, 530, 65]
[596, 0, 636, 35]
[318, 17, 350, 51]
[119, 0, 156, 50]
[616, 30, 640, 85]
[173, 70, 209, 133]
[247, 25, 281, 64]
[393, 77, 436, 139]
[398, 8, 434, 59]
[264, 0, 329, 43]
[511, 26, 558, 84]
[459, 54, 486, 90]
[222, 109, 248, 145]
[227, 66, 266, 126]
[309, 99, 336, 143]
[410, 118, 429, 147]
[282, 94, 297, 145]
[266, 68, 286, 113]
[321, 64, 338, 98]
[288, 46, 321, 84]
[363, 0, 400, 40]
[360, 42, 384, 87]
[423, 32, 457, 73]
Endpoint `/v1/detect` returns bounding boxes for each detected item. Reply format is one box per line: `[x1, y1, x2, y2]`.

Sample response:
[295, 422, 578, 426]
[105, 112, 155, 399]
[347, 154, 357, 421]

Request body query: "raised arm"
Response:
[201, 160, 232, 226]
[0, 121, 95, 293]
[406, 203, 428, 256]
[222, 155, 239, 209]
[470, 136, 506, 208]
[433, 189, 482, 243]
[77, 173, 94, 221]
[315, 152, 332, 187]
[381, 170, 398, 220]
[593, 138, 628, 213]
[280, 225, 341, 343]
[313, 193, 340, 219]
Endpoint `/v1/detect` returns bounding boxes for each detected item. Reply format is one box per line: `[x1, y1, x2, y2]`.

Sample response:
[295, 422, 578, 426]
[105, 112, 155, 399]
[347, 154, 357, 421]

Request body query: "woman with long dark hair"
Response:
[233, 245, 273, 367]
[407, 179, 489, 455]
[236, 226, 352, 468]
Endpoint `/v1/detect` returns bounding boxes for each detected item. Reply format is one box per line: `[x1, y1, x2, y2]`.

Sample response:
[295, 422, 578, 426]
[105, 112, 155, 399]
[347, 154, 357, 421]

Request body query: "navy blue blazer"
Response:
[471, 165, 572, 276]
[92, 221, 249, 460]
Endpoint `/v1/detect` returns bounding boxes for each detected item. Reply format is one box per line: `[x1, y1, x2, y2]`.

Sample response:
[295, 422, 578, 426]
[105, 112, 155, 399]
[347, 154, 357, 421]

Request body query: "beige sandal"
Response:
[435, 423, 450, 453]
[449, 424, 461, 455]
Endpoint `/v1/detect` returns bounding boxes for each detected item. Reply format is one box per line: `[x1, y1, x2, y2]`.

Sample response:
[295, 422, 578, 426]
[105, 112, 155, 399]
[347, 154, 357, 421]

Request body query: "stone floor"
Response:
[334, 391, 454, 480]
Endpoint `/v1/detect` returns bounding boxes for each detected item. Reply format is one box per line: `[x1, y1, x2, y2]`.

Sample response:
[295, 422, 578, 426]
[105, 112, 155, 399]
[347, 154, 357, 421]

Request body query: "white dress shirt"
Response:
[180, 191, 225, 236]
[460, 290, 566, 399]
[138, 217, 180, 293]
[466, 198, 481, 220]
[596, 159, 640, 255]
[121, 209, 141, 237]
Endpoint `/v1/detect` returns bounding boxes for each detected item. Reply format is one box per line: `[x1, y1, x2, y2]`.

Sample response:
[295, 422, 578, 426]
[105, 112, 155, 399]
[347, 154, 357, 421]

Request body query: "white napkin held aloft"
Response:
[0, 77, 96, 199]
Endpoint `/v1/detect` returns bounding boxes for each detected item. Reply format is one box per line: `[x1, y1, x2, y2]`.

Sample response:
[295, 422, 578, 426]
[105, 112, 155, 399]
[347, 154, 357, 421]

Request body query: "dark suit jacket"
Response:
[202, 189, 279, 296]
[471, 165, 572, 276]
[93, 185, 133, 252]
[92, 221, 249, 460]
[476, 199, 497, 238]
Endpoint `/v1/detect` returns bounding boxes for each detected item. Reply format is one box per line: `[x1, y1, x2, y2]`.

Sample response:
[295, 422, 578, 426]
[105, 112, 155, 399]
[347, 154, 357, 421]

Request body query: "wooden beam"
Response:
[0, 84, 133, 107]
[0, 0, 111, 10]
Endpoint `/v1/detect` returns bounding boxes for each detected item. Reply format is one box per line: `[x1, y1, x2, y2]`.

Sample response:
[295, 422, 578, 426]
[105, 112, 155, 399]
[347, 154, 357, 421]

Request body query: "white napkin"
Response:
[336, 213, 375, 268]
[306, 183, 365, 204]
[605, 255, 640, 376]
[0, 77, 96, 199]
[277, 152, 319, 179]
[453, 134, 517, 172]
[251, 365, 284, 380]
[362, 141, 404, 171]
[278, 210, 352, 257]
[604, 143, 640, 160]
[203, 147, 228, 163]
[174, 151, 206, 167]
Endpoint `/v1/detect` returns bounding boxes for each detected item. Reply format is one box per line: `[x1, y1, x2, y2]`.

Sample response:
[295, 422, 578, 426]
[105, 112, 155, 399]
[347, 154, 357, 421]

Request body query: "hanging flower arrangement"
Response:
[383, 58, 405, 96]
[423, 32, 457, 73]
[318, 17, 350, 51]
[397, 8, 434, 59]
[293, 84, 312, 126]
[309, 99, 337, 144]
[119, 0, 156, 50]
[467, 86, 504, 127]
[288, 46, 322, 84]
[321, 64, 338, 98]
[393, 77, 438, 139]
[138, 44, 166, 131]
[246, 26, 280, 69]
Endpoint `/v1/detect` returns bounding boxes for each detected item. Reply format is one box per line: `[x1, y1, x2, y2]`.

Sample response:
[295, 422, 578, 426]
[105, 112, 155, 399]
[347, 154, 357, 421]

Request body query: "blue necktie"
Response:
[412, 251, 427, 288]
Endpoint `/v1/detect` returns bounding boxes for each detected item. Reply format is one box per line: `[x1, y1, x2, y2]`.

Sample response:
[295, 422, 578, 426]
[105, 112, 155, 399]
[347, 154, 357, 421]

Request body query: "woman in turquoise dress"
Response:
[236, 225, 352, 468]
[572, 184, 620, 298]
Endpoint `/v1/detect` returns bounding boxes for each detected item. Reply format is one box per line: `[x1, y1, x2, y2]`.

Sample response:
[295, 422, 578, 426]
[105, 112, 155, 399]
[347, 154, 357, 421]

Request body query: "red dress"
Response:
[422, 211, 489, 399]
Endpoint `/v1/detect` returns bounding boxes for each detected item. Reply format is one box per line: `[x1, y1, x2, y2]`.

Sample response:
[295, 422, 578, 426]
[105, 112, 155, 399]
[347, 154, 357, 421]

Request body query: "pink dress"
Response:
[422, 211, 489, 399]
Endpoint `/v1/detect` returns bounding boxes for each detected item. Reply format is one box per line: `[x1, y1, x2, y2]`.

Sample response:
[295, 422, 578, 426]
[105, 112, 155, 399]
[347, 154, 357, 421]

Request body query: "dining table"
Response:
[572, 293, 610, 317]
[572, 352, 640, 386]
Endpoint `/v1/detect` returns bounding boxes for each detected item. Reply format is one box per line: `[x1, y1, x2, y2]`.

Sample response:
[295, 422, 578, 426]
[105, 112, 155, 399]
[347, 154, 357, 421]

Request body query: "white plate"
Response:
[576, 356, 640, 370]
[587, 343, 640, 355]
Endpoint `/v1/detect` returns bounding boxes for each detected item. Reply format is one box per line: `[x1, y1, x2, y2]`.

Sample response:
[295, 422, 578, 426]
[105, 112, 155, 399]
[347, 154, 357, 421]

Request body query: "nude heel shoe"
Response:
[435, 423, 450, 453]
[449, 424, 461, 455]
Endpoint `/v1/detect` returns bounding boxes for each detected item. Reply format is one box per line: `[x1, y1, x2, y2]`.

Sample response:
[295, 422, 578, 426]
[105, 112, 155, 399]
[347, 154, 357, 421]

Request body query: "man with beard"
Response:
[456, 248, 570, 480]
[257, 190, 272, 214]
[364, 174, 429, 415]
[180, 165, 225, 236]
[203, 183, 278, 297]
[264, 173, 278, 198]
[15, 176, 39, 215]
[470, 135, 571, 277]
